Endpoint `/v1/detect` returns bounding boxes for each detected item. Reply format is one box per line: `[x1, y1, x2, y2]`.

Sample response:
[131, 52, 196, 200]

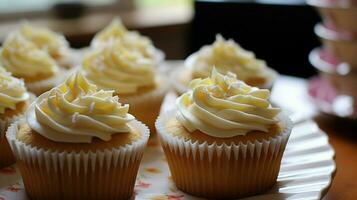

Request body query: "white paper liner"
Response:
[0, 94, 35, 167]
[184, 53, 278, 90]
[120, 74, 170, 106]
[156, 110, 292, 161]
[170, 67, 191, 95]
[56, 48, 83, 69]
[26, 68, 70, 95]
[0, 114, 22, 166]
[7, 118, 149, 173]
[155, 109, 293, 198]
[6, 118, 150, 199]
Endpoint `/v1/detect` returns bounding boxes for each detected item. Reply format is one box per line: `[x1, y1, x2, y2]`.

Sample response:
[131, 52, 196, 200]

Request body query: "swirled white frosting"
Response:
[26, 71, 134, 143]
[91, 18, 162, 62]
[18, 22, 69, 59]
[189, 35, 271, 83]
[82, 40, 155, 95]
[1, 33, 59, 78]
[0, 67, 30, 114]
[176, 68, 281, 138]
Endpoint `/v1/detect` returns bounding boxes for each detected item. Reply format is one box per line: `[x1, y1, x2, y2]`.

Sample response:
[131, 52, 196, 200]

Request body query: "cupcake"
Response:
[0, 33, 66, 95]
[6, 71, 149, 200]
[156, 68, 292, 199]
[82, 39, 169, 133]
[172, 35, 277, 94]
[17, 22, 73, 69]
[91, 18, 164, 64]
[0, 67, 31, 168]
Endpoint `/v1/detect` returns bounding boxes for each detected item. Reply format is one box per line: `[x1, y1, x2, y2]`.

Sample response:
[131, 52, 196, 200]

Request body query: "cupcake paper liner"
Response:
[0, 94, 35, 168]
[56, 48, 84, 69]
[120, 74, 170, 133]
[156, 110, 293, 199]
[26, 68, 70, 96]
[0, 114, 22, 168]
[170, 67, 191, 95]
[120, 74, 169, 106]
[6, 118, 150, 200]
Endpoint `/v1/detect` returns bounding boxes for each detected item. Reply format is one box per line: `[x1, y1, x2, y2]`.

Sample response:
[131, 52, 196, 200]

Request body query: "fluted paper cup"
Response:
[26, 69, 70, 96]
[0, 94, 35, 168]
[120, 74, 170, 134]
[156, 110, 293, 199]
[6, 118, 150, 200]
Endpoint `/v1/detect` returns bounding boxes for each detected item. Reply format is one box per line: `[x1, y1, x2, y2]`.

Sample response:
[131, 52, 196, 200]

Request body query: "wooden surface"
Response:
[317, 116, 357, 200]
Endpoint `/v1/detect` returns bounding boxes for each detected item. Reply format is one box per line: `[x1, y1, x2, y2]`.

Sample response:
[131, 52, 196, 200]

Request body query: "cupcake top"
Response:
[189, 35, 271, 83]
[0, 33, 59, 79]
[91, 18, 162, 62]
[26, 71, 135, 143]
[176, 68, 281, 138]
[82, 40, 156, 95]
[18, 22, 69, 59]
[0, 67, 30, 114]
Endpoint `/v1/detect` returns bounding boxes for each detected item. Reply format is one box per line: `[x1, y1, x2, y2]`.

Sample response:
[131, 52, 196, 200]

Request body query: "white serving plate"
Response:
[0, 61, 336, 200]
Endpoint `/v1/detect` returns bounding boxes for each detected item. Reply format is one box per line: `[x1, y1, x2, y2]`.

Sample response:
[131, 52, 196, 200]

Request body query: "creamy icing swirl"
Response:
[1, 33, 59, 78]
[26, 71, 134, 143]
[82, 40, 155, 95]
[176, 68, 281, 138]
[0, 67, 30, 114]
[18, 22, 69, 59]
[91, 18, 161, 62]
[190, 35, 270, 82]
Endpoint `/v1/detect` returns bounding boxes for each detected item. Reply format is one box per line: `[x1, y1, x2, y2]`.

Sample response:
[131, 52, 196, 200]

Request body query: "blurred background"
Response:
[0, 0, 321, 77]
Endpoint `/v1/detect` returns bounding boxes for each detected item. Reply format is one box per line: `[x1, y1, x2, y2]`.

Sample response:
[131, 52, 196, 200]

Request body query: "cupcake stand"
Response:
[307, 0, 357, 119]
[0, 61, 336, 200]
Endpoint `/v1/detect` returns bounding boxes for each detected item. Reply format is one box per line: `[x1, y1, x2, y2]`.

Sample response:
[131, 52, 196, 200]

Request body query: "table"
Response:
[0, 65, 351, 199]
[317, 116, 357, 200]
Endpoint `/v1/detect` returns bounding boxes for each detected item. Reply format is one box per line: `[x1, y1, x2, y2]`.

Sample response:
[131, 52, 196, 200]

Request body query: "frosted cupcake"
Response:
[0, 67, 31, 168]
[156, 68, 292, 199]
[6, 71, 149, 200]
[91, 18, 164, 64]
[82, 40, 169, 133]
[172, 35, 277, 94]
[17, 22, 73, 68]
[0, 33, 65, 95]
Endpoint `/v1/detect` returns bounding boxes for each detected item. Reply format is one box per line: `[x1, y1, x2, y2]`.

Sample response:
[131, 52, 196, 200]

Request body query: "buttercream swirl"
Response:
[189, 35, 270, 82]
[1, 33, 59, 78]
[19, 22, 69, 59]
[91, 18, 161, 62]
[26, 71, 134, 143]
[82, 40, 155, 95]
[0, 67, 30, 114]
[176, 68, 281, 138]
